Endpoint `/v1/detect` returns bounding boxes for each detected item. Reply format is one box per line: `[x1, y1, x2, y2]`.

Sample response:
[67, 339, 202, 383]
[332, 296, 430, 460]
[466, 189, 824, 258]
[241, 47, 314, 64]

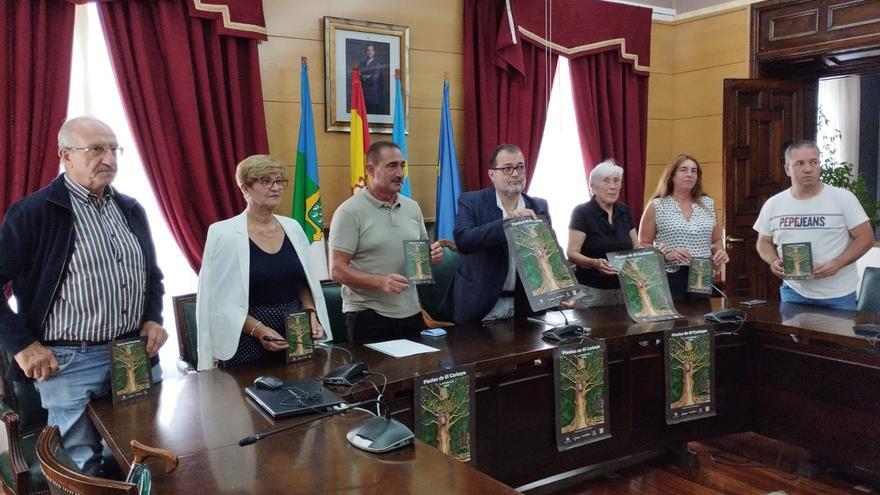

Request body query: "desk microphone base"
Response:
[346, 416, 414, 453]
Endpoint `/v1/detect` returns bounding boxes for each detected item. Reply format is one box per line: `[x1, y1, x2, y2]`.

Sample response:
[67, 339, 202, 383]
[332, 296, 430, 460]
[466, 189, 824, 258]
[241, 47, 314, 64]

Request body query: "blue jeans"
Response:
[34, 344, 162, 474]
[779, 283, 857, 310]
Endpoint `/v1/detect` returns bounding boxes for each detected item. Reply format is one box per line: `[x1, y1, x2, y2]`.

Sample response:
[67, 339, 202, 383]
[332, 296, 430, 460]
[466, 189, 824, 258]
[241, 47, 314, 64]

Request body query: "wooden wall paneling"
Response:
[673, 10, 750, 73]
[259, 38, 324, 103]
[262, 0, 324, 40]
[409, 50, 463, 109]
[643, 164, 666, 202]
[647, 119, 674, 165]
[648, 73, 673, 119]
[674, 115, 724, 163]
[649, 22, 675, 75]
[700, 161, 724, 210]
[673, 62, 748, 120]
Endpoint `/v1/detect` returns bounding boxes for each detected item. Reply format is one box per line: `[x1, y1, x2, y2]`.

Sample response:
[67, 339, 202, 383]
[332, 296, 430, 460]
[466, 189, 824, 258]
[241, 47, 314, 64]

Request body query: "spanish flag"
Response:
[350, 68, 370, 194]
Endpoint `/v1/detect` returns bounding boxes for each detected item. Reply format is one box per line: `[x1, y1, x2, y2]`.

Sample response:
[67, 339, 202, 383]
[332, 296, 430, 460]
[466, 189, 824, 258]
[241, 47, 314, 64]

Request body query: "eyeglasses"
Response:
[257, 178, 289, 189]
[490, 164, 526, 176]
[66, 145, 124, 157]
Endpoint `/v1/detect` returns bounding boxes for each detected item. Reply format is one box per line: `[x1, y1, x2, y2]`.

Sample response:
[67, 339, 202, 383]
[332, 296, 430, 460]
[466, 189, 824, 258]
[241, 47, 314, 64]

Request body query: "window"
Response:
[68, 3, 197, 373]
[528, 57, 588, 252]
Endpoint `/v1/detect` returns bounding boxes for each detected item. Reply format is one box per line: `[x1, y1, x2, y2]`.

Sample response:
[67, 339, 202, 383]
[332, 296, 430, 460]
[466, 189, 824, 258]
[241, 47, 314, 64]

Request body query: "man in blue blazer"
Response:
[452, 144, 550, 324]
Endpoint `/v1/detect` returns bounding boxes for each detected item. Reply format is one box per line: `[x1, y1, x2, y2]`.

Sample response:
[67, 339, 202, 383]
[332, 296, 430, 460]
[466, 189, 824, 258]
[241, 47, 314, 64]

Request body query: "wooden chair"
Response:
[171, 293, 198, 374]
[36, 426, 178, 495]
[0, 350, 49, 495]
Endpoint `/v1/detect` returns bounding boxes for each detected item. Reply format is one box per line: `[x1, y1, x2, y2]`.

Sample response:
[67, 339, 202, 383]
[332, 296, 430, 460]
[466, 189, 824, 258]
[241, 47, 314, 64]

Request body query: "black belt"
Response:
[500, 290, 516, 297]
[44, 339, 111, 347]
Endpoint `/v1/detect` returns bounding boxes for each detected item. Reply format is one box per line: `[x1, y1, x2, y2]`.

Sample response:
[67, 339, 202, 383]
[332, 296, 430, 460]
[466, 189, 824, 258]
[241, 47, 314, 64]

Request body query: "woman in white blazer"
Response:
[196, 155, 333, 371]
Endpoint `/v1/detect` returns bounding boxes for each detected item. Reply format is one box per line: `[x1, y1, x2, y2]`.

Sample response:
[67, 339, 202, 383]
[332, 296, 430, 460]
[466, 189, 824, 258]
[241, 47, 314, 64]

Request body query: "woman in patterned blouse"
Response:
[638, 154, 729, 301]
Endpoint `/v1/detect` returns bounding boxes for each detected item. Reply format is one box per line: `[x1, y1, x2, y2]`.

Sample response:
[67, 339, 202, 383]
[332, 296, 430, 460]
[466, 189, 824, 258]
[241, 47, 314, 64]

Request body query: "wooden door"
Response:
[722, 79, 812, 299]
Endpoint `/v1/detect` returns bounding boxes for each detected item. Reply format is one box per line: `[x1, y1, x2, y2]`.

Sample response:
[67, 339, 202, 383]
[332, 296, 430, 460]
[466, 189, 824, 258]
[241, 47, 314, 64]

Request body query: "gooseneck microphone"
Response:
[710, 283, 731, 309]
[238, 398, 379, 446]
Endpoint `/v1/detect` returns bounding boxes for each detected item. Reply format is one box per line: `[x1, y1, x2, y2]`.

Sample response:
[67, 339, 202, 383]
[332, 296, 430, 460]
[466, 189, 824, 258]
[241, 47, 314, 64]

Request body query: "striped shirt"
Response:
[42, 175, 147, 342]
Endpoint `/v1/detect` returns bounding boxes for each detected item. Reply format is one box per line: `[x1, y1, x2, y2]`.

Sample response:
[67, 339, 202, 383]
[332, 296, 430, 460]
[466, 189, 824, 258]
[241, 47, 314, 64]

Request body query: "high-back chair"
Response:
[0, 349, 50, 494]
[858, 267, 880, 313]
[417, 240, 459, 323]
[36, 425, 178, 495]
[171, 294, 198, 374]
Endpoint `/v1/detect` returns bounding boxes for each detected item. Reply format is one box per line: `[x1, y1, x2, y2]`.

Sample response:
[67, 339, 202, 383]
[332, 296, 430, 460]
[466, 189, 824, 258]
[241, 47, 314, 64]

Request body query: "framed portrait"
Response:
[324, 16, 409, 133]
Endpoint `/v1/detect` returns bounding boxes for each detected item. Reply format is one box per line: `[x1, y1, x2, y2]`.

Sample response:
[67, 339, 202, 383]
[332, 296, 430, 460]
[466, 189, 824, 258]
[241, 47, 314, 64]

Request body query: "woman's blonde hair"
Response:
[235, 155, 285, 187]
[650, 153, 708, 207]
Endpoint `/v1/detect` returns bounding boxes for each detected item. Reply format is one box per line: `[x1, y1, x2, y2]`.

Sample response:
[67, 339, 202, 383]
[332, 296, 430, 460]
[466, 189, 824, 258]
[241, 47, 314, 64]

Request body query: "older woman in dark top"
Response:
[196, 155, 333, 370]
[566, 160, 640, 307]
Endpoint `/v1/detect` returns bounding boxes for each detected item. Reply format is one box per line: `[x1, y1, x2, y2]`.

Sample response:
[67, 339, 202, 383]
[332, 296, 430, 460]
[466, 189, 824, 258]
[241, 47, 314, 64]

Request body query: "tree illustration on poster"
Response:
[559, 353, 604, 433]
[287, 314, 311, 357]
[669, 336, 710, 408]
[114, 346, 149, 396]
[406, 243, 431, 280]
[689, 260, 711, 291]
[420, 379, 471, 461]
[784, 244, 811, 277]
[510, 223, 574, 295]
[617, 258, 671, 317]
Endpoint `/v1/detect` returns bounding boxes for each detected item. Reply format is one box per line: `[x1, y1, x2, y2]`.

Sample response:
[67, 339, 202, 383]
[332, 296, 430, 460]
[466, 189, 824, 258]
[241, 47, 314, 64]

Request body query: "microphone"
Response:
[239, 398, 379, 446]
[704, 283, 745, 324]
[538, 308, 587, 341]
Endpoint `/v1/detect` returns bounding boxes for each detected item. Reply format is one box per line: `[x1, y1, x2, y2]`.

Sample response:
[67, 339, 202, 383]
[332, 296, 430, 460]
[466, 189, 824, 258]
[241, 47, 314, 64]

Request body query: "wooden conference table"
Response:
[89, 299, 880, 491]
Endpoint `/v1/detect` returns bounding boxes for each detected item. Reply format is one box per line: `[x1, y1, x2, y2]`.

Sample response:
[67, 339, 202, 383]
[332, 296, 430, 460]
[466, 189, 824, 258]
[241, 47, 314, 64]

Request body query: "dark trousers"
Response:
[344, 309, 425, 344]
[666, 267, 710, 303]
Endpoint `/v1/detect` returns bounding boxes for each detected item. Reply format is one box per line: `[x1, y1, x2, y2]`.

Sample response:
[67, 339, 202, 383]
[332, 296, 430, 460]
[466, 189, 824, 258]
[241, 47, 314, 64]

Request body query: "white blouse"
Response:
[652, 195, 716, 272]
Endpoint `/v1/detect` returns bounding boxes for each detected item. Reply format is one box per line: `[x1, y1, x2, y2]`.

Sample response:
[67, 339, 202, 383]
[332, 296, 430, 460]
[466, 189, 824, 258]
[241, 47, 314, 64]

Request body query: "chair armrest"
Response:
[176, 359, 196, 375]
[130, 440, 178, 474]
[0, 404, 30, 480]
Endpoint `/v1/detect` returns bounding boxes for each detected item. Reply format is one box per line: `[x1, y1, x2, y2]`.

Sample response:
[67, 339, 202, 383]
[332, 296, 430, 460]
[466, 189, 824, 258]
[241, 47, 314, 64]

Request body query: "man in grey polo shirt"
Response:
[329, 141, 443, 343]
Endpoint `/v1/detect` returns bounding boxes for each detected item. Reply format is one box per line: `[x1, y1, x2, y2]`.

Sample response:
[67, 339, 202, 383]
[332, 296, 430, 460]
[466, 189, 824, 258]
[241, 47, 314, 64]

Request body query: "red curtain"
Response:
[463, 0, 651, 218]
[570, 52, 649, 221]
[0, 0, 75, 219]
[97, 0, 269, 271]
[463, 0, 556, 190]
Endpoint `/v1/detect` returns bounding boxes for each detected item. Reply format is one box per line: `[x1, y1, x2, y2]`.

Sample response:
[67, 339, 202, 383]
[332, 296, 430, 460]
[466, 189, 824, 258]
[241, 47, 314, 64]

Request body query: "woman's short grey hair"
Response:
[589, 159, 624, 189]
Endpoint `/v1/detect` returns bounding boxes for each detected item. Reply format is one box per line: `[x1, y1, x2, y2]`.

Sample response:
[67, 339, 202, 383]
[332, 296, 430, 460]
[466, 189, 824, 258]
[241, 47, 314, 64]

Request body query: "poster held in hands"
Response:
[606, 248, 681, 323]
[503, 217, 578, 311]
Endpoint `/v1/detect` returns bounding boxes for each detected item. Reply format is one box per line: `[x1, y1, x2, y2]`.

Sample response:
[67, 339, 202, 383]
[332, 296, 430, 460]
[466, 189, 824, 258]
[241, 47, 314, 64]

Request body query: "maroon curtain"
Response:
[97, 0, 269, 271]
[463, 0, 556, 190]
[0, 0, 75, 219]
[570, 52, 649, 221]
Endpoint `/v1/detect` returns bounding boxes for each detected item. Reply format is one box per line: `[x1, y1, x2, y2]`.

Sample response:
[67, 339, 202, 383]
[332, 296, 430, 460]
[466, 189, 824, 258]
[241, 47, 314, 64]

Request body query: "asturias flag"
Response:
[292, 59, 329, 279]
[350, 67, 370, 195]
[435, 80, 462, 240]
[392, 74, 411, 197]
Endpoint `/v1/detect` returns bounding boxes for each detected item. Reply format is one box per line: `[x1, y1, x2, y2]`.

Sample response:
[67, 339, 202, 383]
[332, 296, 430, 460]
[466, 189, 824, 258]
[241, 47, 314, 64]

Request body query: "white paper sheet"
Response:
[364, 339, 440, 358]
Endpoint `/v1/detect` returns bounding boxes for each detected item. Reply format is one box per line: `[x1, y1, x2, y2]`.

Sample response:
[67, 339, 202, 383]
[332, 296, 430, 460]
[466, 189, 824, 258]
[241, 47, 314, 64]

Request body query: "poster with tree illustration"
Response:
[503, 217, 578, 311]
[782, 242, 813, 280]
[403, 240, 434, 284]
[284, 311, 314, 363]
[607, 248, 681, 323]
[687, 257, 713, 294]
[414, 366, 475, 463]
[664, 328, 715, 424]
[553, 340, 611, 451]
[109, 338, 152, 403]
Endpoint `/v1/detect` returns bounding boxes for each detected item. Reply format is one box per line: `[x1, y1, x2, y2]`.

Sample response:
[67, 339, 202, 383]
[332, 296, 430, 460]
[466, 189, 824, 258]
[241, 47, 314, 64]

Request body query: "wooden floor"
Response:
[546, 433, 876, 495]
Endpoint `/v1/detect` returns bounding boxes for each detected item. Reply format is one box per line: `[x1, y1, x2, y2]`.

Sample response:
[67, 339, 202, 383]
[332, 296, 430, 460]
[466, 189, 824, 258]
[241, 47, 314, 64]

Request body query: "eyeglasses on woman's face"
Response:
[257, 177, 289, 189]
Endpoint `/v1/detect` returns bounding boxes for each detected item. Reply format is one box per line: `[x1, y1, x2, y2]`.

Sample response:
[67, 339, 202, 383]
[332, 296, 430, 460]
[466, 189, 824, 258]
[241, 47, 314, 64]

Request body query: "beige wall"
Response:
[259, 0, 465, 223]
[645, 7, 751, 222]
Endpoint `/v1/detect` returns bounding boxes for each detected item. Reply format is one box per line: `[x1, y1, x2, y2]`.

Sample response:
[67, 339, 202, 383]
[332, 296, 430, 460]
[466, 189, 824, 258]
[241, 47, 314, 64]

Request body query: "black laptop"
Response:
[244, 378, 345, 418]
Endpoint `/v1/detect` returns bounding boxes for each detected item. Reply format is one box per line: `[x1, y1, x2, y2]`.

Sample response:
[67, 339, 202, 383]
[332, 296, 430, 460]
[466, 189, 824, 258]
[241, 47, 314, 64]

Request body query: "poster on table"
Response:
[664, 327, 716, 424]
[606, 248, 681, 323]
[553, 340, 611, 451]
[503, 217, 579, 311]
[109, 337, 153, 403]
[413, 366, 476, 463]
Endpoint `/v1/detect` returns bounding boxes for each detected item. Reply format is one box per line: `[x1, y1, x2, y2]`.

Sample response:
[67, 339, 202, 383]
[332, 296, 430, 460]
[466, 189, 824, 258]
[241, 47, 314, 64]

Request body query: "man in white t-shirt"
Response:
[754, 140, 874, 310]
